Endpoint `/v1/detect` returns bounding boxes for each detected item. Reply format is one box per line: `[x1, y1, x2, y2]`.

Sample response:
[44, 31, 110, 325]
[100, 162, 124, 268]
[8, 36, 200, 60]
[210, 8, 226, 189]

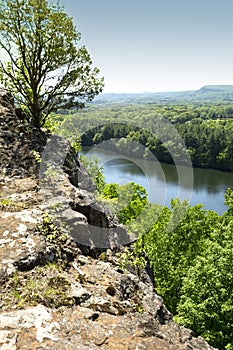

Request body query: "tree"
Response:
[175, 229, 233, 349]
[101, 182, 148, 224]
[0, 0, 104, 128]
[143, 200, 218, 314]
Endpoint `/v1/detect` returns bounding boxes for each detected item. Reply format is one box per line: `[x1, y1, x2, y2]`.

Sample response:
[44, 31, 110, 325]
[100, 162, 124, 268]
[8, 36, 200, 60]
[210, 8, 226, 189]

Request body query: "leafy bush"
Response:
[101, 182, 148, 224]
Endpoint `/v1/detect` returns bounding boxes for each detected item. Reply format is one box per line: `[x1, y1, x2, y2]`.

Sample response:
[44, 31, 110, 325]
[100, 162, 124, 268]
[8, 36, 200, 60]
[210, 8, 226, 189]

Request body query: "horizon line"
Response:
[101, 84, 233, 95]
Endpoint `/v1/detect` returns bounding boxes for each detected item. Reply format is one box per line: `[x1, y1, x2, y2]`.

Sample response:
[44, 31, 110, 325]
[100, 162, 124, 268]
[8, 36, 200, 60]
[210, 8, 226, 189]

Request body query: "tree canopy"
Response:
[0, 0, 104, 128]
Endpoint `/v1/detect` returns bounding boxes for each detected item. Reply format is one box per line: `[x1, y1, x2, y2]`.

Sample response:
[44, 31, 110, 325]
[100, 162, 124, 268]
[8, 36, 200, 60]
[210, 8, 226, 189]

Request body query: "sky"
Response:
[61, 0, 233, 93]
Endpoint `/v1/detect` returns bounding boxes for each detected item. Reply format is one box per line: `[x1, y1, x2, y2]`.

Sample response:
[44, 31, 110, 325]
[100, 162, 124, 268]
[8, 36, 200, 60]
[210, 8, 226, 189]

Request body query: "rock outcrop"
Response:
[0, 89, 215, 349]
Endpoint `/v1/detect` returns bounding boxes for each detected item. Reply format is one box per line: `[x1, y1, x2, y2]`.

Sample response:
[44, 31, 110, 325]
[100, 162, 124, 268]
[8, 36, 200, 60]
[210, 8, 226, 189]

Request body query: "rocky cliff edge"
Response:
[0, 89, 215, 350]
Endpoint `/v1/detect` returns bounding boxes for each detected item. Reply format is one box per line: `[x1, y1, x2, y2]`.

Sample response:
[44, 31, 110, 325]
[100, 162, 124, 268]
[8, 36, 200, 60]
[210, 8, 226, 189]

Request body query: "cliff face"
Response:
[0, 90, 215, 350]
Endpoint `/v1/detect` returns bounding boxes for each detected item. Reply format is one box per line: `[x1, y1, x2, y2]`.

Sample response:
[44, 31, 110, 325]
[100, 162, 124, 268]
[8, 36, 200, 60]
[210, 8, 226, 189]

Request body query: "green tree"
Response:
[175, 227, 233, 349]
[0, 0, 104, 128]
[101, 182, 148, 224]
[144, 200, 218, 314]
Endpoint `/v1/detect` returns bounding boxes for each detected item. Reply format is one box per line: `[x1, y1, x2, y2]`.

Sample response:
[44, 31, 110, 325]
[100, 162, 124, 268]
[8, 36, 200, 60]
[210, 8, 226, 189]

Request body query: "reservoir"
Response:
[82, 146, 233, 215]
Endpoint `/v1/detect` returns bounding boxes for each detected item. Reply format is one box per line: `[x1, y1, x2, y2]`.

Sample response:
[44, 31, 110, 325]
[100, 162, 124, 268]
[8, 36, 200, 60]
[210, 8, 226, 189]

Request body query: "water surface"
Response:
[82, 147, 233, 214]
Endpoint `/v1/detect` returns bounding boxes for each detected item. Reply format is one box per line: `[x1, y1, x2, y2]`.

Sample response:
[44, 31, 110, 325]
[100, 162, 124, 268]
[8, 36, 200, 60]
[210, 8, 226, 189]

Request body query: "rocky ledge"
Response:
[0, 90, 215, 349]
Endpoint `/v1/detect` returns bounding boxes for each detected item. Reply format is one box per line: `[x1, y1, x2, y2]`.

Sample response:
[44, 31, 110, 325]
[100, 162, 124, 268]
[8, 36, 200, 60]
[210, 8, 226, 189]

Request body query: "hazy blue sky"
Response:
[61, 0, 233, 93]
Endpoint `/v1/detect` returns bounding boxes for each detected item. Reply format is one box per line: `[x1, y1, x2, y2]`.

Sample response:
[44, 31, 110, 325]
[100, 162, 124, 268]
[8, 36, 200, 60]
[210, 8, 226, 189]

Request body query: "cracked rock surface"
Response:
[0, 248, 215, 350]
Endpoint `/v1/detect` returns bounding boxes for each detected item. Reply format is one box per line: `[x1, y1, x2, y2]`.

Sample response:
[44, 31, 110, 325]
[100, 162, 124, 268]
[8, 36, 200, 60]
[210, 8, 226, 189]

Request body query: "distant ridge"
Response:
[93, 85, 233, 104]
[196, 85, 233, 93]
[99, 85, 233, 96]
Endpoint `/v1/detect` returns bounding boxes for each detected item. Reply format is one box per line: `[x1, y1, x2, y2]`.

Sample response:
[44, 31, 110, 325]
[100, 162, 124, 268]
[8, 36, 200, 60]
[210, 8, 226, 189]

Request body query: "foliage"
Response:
[116, 240, 147, 274]
[0, 197, 26, 211]
[37, 213, 68, 244]
[44, 112, 82, 151]
[175, 233, 233, 350]
[139, 192, 233, 350]
[0, 0, 104, 128]
[35, 212, 76, 265]
[58, 98, 233, 171]
[101, 182, 148, 224]
[1, 265, 75, 309]
[224, 187, 233, 214]
[32, 150, 42, 163]
[80, 154, 106, 192]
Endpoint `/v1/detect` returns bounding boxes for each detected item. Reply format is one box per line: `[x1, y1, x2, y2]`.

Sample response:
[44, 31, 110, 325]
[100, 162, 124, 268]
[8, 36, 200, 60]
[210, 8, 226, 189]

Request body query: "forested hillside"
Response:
[50, 85, 233, 171]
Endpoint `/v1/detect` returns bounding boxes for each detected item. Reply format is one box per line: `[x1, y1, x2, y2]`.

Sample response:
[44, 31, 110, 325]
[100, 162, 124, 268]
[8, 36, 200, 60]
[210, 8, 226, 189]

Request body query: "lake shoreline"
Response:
[81, 146, 232, 215]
